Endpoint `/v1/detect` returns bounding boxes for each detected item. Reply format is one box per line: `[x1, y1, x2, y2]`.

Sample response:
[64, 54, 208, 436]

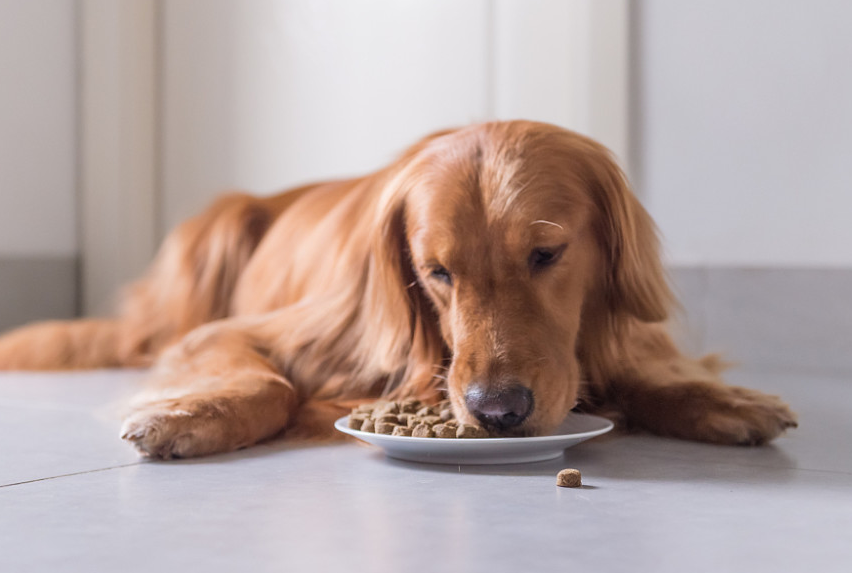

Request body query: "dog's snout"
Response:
[464, 381, 533, 430]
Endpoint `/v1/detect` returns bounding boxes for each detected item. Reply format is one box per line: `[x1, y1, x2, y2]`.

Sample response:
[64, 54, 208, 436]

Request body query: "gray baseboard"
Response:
[0, 257, 78, 332]
[669, 267, 852, 378]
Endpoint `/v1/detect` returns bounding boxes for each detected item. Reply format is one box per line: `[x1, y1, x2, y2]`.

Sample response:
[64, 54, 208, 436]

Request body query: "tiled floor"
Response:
[1, 366, 850, 573]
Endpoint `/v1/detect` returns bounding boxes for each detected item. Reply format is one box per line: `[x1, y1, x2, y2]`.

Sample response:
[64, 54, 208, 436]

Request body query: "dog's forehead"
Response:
[405, 144, 591, 252]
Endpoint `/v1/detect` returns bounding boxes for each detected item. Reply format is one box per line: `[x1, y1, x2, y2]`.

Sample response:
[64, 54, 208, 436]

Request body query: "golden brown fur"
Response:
[0, 121, 796, 458]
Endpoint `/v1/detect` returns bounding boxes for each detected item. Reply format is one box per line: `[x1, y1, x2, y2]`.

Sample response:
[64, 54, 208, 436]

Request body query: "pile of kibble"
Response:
[348, 398, 489, 438]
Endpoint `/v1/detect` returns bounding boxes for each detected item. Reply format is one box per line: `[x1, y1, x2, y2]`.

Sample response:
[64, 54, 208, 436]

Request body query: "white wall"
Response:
[0, 0, 77, 257]
[636, 0, 852, 268]
[161, 0, 628, 230]
[162, 0, 490, 230]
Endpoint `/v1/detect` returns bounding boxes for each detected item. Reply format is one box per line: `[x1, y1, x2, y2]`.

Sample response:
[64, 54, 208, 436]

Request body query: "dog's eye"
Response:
[529, 244, 567, 272]
[429, 265, 453, 285]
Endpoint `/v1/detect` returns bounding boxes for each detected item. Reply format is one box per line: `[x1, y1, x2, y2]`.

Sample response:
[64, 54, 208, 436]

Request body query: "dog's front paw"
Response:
[696, 386, 798, 446]
[120, 401, 223, 459]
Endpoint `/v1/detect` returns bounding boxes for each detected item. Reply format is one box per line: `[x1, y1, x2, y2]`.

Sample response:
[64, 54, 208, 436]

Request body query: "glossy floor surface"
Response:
[1, 366, 850, 573]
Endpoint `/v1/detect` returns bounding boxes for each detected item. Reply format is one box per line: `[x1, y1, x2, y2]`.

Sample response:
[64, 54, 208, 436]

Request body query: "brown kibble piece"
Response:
[375, 422, 397, 435]
[456, 424, 488, 438]
[400, 399, 420, 413]
[348, 400, 491, 439]
[556, 469, 582, 488]
[412, 424, 435, 438]
[433, 424, 456, 438]
[374, 402, 399, 417]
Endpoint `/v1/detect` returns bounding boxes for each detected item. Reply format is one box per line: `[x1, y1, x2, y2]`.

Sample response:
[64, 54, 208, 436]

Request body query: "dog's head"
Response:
[366, 121, 671, 436]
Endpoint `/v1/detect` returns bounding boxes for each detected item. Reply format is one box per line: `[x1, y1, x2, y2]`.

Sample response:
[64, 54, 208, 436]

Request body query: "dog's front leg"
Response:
[593, 323, 797, 445]
[121, 319, 297, 459]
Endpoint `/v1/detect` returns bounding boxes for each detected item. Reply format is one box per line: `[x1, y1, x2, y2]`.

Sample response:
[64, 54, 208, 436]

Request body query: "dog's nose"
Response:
[464, 381, 533, 430]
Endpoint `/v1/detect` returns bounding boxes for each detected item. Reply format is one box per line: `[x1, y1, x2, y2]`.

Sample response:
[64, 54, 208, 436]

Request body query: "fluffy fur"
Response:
[0, 121, 796, 458]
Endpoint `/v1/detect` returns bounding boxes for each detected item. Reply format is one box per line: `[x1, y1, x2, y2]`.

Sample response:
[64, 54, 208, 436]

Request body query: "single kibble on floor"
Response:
[439, 409, 453, 422]
[412, 423, 435, 438]
[457, 424, 488, 438]
[433, 424, 456, 438]
[360, 418, 375, 433]
[392, 426, 413, 437]
[375, 422, 397, 435]
[556, 469, 582, 488]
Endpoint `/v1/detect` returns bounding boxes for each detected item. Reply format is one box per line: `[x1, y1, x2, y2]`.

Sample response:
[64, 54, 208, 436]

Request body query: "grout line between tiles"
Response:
[0, 461, 148, 489]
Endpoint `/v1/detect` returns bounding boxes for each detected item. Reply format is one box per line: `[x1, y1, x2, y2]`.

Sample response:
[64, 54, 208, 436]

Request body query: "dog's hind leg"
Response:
[0, 192, 283, 371]
[0, 319, 132, 370]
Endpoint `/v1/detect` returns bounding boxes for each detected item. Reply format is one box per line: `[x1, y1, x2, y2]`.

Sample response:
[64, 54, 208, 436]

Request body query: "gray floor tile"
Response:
[0, 405, 143, 486]
[1, 435, 850, 573]
[1, 366, 850, 573]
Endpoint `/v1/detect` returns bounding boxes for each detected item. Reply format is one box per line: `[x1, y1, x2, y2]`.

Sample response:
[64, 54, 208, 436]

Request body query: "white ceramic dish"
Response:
[334, 413, 613, 465]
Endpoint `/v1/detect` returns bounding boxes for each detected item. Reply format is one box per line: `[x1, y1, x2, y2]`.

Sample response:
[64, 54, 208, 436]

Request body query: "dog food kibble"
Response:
[457, 424, 489, 439]
[412, 423, 435, 438]
[349, 399, 489, 439]
[556, 469, 582, 488]
[433, 424, 457, 438]
[375, 421, 397, 435]
[400, 399, 419, 413]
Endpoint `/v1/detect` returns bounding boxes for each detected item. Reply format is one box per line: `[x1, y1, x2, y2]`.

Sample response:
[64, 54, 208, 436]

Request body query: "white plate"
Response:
[334, 413, 613, 465]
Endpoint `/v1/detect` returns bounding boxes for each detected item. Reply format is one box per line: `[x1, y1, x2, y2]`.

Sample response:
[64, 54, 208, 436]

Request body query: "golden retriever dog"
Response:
[0, 121, 796, 458]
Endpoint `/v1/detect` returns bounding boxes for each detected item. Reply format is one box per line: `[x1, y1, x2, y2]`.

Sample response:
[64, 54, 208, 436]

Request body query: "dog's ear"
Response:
[359, 171, 443, 382]
[590, 153, 672, 323]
